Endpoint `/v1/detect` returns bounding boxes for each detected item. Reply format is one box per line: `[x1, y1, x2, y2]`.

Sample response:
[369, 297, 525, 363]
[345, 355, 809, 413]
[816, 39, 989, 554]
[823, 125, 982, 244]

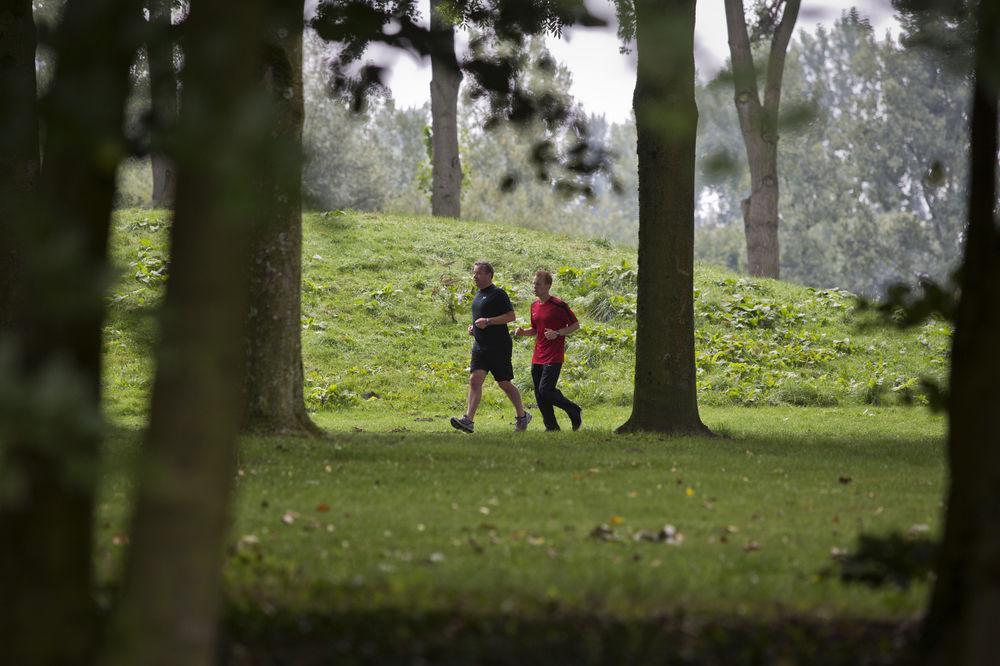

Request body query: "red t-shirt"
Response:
[529, 296, 578, 364]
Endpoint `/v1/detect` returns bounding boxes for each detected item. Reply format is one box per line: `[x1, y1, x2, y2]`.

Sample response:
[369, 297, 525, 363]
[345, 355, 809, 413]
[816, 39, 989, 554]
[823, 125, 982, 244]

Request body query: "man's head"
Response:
[533, 269, 553, 299]
[472, 261, 494, 290]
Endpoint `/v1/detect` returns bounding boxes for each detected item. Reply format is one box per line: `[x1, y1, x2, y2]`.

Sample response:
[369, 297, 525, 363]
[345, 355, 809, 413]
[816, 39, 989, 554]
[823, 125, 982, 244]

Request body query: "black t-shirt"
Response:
[471, 284, 514, 352]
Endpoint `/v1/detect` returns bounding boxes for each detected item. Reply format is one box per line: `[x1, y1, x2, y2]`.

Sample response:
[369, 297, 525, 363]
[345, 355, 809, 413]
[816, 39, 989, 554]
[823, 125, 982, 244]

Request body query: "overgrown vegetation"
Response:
[104, 209, 950, 422]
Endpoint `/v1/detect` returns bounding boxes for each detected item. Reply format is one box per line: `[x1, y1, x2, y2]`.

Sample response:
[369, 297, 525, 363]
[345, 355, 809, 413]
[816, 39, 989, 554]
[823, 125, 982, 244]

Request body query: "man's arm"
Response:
[543, 321, 580, 340]
[475, 310, 516, 329]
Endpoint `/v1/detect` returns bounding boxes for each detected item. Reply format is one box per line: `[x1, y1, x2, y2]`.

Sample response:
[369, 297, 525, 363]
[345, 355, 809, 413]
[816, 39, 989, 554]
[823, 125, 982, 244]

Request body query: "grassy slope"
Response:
[97, 210, 947, 658]
[105, 209, 950, 423]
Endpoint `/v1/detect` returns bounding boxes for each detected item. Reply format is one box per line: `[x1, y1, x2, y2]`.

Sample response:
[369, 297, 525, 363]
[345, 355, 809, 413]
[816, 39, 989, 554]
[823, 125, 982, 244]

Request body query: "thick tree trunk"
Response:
[0, 1, 141, 664]
[921, 2, 1000, 663]
[147, 0, 178, 208]
[0, 0, 38, 330]
[101, 1, 269, 665]
[429, 0, 462, 218]
[616, 0, 709, 436]
[724, 0, 800, 280]
[241, 0, 319, 436]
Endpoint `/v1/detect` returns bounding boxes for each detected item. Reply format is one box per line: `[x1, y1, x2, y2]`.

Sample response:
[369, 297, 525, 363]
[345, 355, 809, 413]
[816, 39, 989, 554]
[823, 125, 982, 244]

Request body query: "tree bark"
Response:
[616, 0, 710, 436]
[0, 1, 141, 664]
[101, 1, 270, 664]
[429, 0, 462, 218]
[240, 0, 320, 436]
[0, 0, 39, 330]
[921, 1, 1000, 663]
[724, 0, 800, 279]
[147, 0, 178, 207]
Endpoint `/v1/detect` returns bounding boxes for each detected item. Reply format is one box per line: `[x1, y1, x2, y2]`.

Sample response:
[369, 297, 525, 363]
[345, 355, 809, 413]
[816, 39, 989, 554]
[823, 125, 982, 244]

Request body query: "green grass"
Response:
[96, 209, 948, 661]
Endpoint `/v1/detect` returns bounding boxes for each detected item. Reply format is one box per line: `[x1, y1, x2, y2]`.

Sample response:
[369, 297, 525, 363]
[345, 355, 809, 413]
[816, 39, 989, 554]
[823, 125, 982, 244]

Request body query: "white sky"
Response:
[368, 0, 898, 122]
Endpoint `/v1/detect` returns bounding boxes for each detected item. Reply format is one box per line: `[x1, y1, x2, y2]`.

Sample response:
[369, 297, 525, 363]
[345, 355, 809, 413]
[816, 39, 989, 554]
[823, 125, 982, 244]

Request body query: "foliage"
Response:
[304, 371, 359, 410]
[822, 530, 938, 589]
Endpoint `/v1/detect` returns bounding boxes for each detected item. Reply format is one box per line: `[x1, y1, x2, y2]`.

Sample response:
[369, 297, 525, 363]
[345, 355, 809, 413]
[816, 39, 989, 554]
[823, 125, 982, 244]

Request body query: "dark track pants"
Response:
[531, 363, 580, 431]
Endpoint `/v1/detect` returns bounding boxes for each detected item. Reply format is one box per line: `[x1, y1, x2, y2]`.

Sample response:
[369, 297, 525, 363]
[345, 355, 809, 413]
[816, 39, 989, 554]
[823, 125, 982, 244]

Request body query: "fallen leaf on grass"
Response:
[610, 515, 624, 525]
[632, 524, 684, 545]
[316, 503, 331, 513]
[112, 533, 129, 546]
[589, 524, 621, 542]
[281, 511, 298, 525]
[907, 523, 930, 537]
[839, 476, 852, 484]
[685, 487, 696, 497]
[743, 541, 761, 552]
[526, 535, 546, 546]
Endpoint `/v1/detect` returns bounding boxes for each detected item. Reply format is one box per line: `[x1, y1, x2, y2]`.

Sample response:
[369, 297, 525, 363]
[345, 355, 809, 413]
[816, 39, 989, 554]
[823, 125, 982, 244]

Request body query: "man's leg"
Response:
[496, 380, 525, 418]
[532, 363, 559, 430]
[466, 369, 487, 420]
[538, 364, 581, 428]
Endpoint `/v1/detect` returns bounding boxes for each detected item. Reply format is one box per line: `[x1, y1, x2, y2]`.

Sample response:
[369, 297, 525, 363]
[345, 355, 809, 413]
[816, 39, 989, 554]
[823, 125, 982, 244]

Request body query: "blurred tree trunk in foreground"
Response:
[0, 0, 39, 330]
[0, 0, 141, 663]
[101, 0, 273, 663]
[922, 1, 1000, 663]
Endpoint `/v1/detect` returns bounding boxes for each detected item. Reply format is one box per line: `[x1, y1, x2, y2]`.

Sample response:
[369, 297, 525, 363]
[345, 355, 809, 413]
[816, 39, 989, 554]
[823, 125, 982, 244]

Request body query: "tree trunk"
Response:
[0, 0, 39, 331]
[101, 1, 269, 664]
[740, 135, 780, 278]
[240, 0, 319, 436]
[921, 2, 1000, 663]
[429, 0, 462, 218]
[0, 0, 141, 664]
[616, 0, 709, 436]
[724, 0, 800, 280]
[147, 0, 178, 208]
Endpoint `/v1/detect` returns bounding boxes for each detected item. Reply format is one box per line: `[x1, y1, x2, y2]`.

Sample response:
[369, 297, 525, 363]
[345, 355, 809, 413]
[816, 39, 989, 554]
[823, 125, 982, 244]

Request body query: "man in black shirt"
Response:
[451, 261, 532, 433]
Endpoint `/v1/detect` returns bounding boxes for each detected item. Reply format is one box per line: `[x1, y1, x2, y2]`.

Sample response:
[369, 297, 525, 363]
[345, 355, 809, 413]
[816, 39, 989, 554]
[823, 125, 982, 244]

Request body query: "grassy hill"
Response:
[104, 209, 950, 423]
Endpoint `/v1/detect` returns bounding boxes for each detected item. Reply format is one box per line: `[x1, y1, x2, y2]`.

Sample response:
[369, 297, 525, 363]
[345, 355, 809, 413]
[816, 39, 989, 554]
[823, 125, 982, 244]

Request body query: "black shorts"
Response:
[470, 347, 514, 382]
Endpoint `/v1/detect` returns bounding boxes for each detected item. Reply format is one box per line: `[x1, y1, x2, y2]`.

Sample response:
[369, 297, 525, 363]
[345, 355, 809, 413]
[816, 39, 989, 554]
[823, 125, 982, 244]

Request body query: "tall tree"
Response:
[615, 0, 710, 436]
[430, 0, 463, 217]
[0, 0, 39, 330]
[241, 0, 320, 436]
[0, 0, 142, 663]
[146, 0, 178, 207]
[918, 1, 1000, 663]
[723, 0, 800, 278]
[101, 0, 273, 662]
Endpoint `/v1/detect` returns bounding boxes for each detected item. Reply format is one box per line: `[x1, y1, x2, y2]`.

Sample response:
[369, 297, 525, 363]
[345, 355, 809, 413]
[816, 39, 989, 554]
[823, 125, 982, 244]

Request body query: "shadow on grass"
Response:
[224, 606, 919, 666]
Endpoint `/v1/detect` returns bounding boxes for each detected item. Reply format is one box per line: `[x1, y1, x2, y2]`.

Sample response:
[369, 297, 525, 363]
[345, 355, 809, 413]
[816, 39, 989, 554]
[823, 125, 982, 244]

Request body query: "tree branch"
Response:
[724, 0, 762, 119]
[763, 0, 800, 118]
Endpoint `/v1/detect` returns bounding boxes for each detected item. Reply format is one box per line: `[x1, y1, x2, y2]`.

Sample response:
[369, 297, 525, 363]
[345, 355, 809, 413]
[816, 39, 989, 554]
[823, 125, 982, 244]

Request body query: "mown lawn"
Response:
[96, 405, 944, 664]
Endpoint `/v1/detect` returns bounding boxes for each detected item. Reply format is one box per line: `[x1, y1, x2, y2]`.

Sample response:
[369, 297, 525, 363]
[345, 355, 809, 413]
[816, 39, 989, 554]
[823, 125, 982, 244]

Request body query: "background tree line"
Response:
[117, 8, 968, 298]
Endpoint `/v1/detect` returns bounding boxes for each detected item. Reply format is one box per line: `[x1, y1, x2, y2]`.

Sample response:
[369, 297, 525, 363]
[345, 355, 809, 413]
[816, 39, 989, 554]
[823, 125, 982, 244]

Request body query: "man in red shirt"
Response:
[514, 270, 583, 431]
